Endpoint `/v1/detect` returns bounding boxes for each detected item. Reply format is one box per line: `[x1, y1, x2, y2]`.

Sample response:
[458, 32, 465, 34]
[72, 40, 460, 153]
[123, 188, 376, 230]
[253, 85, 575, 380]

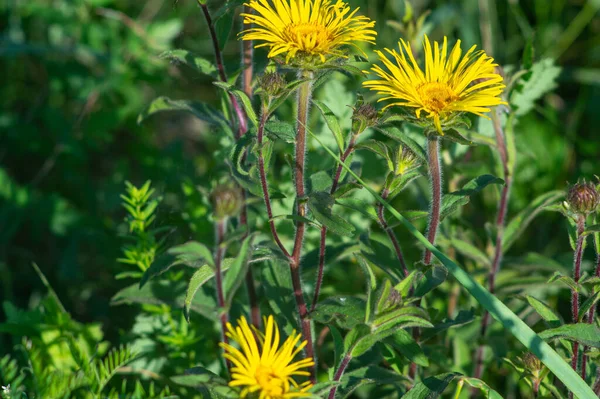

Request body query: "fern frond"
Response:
[94, 345, 138, 395]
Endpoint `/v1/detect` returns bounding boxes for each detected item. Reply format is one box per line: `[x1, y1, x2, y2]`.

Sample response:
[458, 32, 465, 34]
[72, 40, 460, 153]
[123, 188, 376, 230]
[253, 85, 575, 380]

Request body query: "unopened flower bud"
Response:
[567, 181, 599, 216]
[352, 103, 379, 134]
[522, 353, 542, 372]
[393, 145, 421, 176]
[258, 72, 287, 98]
[211, 184, 243, 220]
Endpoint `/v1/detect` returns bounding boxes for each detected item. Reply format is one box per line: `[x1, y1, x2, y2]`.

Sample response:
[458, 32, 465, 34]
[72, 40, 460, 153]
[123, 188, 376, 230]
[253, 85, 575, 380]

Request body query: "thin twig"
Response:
[327, 353, 352, 399]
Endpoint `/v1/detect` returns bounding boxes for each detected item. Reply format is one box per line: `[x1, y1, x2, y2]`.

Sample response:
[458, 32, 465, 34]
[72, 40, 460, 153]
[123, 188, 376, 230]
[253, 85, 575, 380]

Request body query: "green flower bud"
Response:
[258, 72, 287, 98]
[352, 103, 379, 134]
[566, 181, 600, 216]
[522, 353, 542, 372]
[211, 184, 243, 220]
[393, 145, 421, 176]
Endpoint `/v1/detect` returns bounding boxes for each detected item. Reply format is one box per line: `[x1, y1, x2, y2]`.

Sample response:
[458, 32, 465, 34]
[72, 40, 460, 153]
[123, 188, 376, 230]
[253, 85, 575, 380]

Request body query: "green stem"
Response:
[308, 128, 597, 399]
[424, 137, 442, 265]
[291, 72, 315, 381]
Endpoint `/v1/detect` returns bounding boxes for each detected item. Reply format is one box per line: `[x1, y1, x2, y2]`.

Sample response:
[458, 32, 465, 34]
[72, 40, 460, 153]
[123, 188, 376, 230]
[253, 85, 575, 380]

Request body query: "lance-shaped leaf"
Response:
[336, 366, 407, 399]
[375, 125, 427, 162]
[414, 264, 448, 297]
[503, 190, 564, 253]
[403, 372, 461, 399]
[385, 329, 429, 367]
[523, 295, 562, 328]
[184, 263, 226, 322]
[265, 120, 296, 143]
[159, 49, 217, 78]
[309, 296, 366, 330]
[213, 81, 258, 127]
[138, 96, 229, 128]
[223, 234, 257, 308]
[440, 174, 504, 220]
[308, 192, 356, 237]
[538, 323, 600, 348]
[312, 100, 344, 153]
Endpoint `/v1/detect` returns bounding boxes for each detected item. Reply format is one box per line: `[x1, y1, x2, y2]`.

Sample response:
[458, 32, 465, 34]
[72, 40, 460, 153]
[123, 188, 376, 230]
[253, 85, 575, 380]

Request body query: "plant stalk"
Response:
[474, 109, 512, 382]
[377, 187, 409, 277]
[291, 74, 316, 381]
[242, 5, 254, 99]
[257, 110, 292, 260]
[214, 218, 231, 372]
[569, 215, 586, 398]
[312, 135, 358, 312]
[327, 354, 352, 399]
[199, 2, 247, 137]
[423, 137, 442, 265]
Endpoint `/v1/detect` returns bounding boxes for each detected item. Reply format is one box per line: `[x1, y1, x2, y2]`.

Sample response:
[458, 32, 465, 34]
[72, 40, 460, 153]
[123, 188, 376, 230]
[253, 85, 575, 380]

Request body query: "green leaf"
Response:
[440, 175, 504, 220]
[308, 192, 356, 237]
[312, 100, 345, 153]
[510, 58, 561, 116]
[460, 377, 504, 399]
[223, 234, 256, 308]
[337, 366, 407, 399]
[441, 128, 476, 146]
[403, 372, 461, 399]
[159, 49, 217, 77]
[184, 265, 219, 322]
[335, 198, 379, 222]
[580, 291, 600, 321]
[375, 125, 427, 163]
[548, 272, 580, 292]
[309, 171, 333, 193]
[356, 256, 377, 323]
[214, 81, 259, 127]
[503, 191, 564, 253]
[538, 323, 600, 348]
[524, 295, 562, 328]
[215, 9, 234, 51]
[447, 238, 490, 267]
[309, 296, 366, 330]
[329, 325, 345, 372]
[139, 253, 180, 289]
[261, 261, 297, 329]
[422, 309, 476, 339]
[308, 127, 598, 399]
[355, 140, 392, 169]
[385, 329, 429, 367]
[138, 96, 229, 128]
[414, 265, 448, 297]
[265, 119, 296, 143]
[583, 224, 600, 236]
[454, 128, 497, 147]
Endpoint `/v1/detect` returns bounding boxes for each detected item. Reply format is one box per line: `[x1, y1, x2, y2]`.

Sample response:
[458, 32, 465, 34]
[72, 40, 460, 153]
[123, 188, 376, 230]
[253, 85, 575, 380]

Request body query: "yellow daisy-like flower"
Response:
[221, 315, 314, 399]
[240, 0, 377, 64]
[363, 35, 506, 134]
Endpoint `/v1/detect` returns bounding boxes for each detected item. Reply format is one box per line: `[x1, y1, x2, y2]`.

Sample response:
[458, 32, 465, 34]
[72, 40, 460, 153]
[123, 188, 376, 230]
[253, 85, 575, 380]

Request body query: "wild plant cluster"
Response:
[1, 0, 600, 398]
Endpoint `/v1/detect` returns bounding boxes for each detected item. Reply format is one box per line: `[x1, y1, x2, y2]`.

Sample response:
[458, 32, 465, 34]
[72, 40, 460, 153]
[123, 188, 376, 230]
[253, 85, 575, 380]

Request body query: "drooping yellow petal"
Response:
[240, 0, 377, 65]
[363, 35, 506, 130]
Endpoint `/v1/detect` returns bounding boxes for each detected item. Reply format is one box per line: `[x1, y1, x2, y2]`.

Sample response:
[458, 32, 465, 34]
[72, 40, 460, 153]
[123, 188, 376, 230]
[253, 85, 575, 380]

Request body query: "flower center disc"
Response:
[284, 23, 330, 51]
[255, 364, 285, 397]
[417, 82, 457, 113]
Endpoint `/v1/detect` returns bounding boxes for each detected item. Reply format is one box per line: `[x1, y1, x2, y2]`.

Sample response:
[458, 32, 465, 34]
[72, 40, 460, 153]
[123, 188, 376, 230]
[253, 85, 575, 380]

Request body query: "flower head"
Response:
[221, 315, 314, 399]
[240, 0, 376, 65]
[211, 184, 243, 220]
[364, 36, 506, 135]
[566, 180, 600, 216]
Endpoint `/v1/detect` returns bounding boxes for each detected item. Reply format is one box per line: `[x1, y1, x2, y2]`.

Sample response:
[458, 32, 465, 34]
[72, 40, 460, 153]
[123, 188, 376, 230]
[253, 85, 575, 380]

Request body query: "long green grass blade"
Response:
[308, 129, 596, 398]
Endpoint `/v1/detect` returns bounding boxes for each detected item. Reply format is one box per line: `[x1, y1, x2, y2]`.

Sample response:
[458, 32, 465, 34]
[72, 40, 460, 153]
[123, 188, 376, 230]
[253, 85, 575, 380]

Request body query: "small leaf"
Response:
[224, 234, 257, 307]
[214, 81, 259, 127]
[440, 175, 504, 220]
[583, 224, 600, 236]
[510, 58, 561, 116]
[548, 272, 580, 292]
[336, 366, 407, 399]
[308, 192, 356, 237]
[184, 265, 219, 322]
[538, 323, 600, 348]
[312, 100, 345, 153]
[375, 125, 427, 163]
[448, 238, 490, 267]
[310, 296, 366, 330]
[138, 96, 229, 128]
[460, 377, 504, 399]
[579, 291, 600, 322]
[402, 372, 461, 399]
[159, 49, 217, 77]
[504, 191, 564, 253]
[309, 171, 333, 193]
[265, 119, 296, 143]
[414, 265, 448, 297]
[441, 128, 476, 146]
[385, 329, 429, 367]
[524, 295, 562, 328]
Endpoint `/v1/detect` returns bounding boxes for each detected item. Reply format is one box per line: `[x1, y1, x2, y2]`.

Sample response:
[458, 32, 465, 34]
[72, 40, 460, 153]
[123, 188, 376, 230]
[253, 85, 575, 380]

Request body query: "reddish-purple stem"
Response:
[377, 187, 409, 278]
[311, 137, 357, 312]
[569, 216, 586, 390]
[327, 354, 352, 399]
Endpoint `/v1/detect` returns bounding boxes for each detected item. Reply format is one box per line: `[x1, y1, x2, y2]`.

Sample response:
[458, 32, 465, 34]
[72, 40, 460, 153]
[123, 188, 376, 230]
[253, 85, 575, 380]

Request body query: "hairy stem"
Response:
[377, 187, 409, 278]
[257, 110, 292, 260]
[199, 2, 247, 136]
[474, 109, 512, 382]
[214, 218, 231, 372]
[242, 5, 254, 99]
[311, 135, 358, 312]
[328, 354, 352, 399]
[291, 74, 316, 381]
[569, 215, 586, 398]
[423, 137, 442, 265]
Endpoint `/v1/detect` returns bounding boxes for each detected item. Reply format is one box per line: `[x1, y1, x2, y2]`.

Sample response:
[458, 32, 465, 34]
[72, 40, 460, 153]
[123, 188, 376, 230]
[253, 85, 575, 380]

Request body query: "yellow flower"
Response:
[240, 0, 377, 64]
[221, 315, 314, 399]
[363, 36, 506, 134]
